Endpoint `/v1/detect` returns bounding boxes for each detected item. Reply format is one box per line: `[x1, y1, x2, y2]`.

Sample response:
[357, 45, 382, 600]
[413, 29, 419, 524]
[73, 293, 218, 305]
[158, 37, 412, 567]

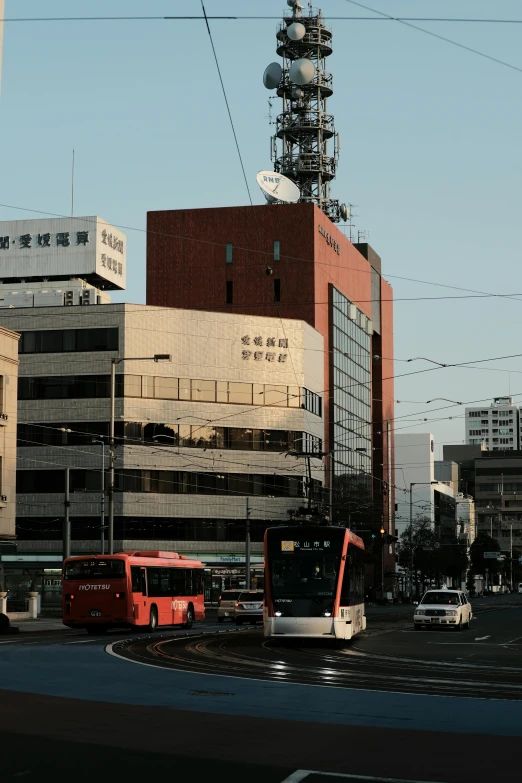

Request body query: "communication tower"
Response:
[263, 0, 347, 223]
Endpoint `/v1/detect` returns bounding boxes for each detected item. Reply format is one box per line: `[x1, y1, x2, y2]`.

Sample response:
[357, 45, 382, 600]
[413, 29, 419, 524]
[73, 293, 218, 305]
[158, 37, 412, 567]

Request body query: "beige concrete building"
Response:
[0, 325, 20, 541]
[0, 304, 324, 599]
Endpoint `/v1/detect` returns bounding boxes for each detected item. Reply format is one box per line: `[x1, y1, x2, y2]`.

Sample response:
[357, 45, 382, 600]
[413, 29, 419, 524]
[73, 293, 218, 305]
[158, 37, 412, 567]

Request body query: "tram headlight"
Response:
[445, 610, 458, 616]
[275, 610, 282, 617]
[416, 609, 426, 615]
[322, 611, 332, 617]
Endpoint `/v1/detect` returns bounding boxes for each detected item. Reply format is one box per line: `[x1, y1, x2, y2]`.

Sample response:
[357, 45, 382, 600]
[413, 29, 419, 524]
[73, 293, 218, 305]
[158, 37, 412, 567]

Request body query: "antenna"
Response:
[262, 2, 346, 222]
[71, 148, 75, 217]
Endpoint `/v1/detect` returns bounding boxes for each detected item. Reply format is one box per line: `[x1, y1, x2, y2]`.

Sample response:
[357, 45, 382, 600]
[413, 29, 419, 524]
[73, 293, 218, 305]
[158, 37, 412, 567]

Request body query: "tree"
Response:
[397, 518, 438, 593]
[435, 537, 468, 586]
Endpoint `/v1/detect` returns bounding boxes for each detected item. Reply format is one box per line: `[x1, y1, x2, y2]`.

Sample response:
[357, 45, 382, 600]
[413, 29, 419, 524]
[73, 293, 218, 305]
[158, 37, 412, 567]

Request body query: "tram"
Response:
[264, 525, 366, 641]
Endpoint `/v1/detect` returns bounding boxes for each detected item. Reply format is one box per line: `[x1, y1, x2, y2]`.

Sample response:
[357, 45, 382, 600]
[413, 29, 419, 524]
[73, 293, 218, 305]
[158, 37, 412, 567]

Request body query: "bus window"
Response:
[64, 559, 125, 580]
[147, 567, 171, 597]
[131, 566, 146, 595]
[171, 569, 187, 596]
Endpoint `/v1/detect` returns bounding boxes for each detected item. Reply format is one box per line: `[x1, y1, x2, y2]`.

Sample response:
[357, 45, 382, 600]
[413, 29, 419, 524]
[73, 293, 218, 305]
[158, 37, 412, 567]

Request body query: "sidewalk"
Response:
[7, 617, 70, 633]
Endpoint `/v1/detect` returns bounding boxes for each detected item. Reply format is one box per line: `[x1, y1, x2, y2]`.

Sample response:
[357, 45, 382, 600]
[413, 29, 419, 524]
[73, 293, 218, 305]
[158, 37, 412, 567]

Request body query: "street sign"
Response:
[483, 552, 500, 559]
[422, 546, 434, 551]
[434, 541, 441, 549]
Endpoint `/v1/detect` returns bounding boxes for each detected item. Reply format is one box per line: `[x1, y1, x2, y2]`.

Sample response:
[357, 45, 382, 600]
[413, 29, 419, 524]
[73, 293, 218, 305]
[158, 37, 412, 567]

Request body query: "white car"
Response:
[414, 589, 472, 631]
[217, 589, 242, 623]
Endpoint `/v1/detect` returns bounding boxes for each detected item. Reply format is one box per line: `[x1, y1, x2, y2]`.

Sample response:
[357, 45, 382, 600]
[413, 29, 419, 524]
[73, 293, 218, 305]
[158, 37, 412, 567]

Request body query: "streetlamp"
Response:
[407, 357, 448, 367]
[92, 439, 106, 555]
[426, 398, 462, 405]
[409, 481, 438, 597]
[108, 354, 172, 554]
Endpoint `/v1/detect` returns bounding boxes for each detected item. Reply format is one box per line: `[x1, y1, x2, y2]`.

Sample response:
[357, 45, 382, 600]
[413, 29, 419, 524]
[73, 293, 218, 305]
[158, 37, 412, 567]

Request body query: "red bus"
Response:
[62, 551, 205, 634]
[264, 525, 366, 641]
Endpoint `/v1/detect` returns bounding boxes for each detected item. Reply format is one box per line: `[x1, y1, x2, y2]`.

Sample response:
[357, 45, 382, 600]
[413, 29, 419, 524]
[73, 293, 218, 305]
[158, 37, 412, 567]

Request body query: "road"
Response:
[0, 597, 521, 782]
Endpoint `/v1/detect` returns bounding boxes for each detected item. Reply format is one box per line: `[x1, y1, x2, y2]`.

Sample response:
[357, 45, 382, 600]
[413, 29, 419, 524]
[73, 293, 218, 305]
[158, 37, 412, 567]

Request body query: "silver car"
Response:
[234, 590, 264, 625]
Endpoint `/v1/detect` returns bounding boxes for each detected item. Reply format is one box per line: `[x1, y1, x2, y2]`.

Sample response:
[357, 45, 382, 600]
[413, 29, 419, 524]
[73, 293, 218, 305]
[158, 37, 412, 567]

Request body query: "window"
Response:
[192, 379, 216, 402]
[154, 377, 178, 400]
[226, 280, 233, 304]
[228, 382, 252, 405]
[19, 328, 118, 354]
[131, 566, 146, 595]
[124, 375, 141, 398]
[303, 388, 322, 417]
[142, 376, 154, 399]
[226, 243, 233, 264]
[64, 559, 125, 580]
[274, 278, 281, 302]
[265, 385, 288, 407]
[273, 240, 280, 261]
[147, 567, 171, 597]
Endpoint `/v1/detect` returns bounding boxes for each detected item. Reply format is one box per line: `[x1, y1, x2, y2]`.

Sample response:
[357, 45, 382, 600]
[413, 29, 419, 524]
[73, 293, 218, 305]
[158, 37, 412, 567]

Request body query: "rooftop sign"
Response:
[0, 216, 126, 291]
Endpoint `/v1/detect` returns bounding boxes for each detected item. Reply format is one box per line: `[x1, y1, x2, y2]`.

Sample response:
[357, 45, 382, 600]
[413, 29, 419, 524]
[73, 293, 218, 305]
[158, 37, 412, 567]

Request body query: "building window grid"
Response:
[332, 288, 372, 486]
[18, 374, 322, 415]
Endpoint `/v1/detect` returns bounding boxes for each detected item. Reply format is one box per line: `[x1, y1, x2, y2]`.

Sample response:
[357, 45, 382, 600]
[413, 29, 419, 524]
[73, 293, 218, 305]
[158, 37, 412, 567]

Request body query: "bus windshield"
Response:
[64, 559, 126, 580]
[271, 555, 339, 599]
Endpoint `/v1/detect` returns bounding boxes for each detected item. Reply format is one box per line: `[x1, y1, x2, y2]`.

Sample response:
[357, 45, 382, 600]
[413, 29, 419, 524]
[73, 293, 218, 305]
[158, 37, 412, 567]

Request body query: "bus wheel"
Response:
[147, 606, 158, 632]
[184, 604, 194, 629]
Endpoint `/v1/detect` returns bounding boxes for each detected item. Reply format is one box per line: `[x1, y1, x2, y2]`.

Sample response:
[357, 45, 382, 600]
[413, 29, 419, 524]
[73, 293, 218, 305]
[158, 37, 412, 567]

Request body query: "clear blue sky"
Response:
[1, 0, 522, 455]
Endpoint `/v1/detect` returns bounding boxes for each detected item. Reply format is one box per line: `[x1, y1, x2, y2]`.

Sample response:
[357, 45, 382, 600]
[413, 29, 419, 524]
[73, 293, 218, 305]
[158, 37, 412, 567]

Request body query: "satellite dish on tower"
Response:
[287, 22, 306, 41]
[263, 62, 282, 89]
[289, 58, 315, 85]
[256, 171, 300, 204]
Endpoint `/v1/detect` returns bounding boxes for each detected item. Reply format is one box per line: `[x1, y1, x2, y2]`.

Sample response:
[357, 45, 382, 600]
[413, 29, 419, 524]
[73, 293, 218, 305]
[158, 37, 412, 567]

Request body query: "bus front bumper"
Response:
[264, 617, 358, 639]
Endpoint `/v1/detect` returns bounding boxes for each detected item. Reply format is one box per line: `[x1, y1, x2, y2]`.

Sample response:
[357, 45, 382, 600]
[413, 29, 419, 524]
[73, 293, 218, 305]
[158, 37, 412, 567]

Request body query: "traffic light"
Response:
[385, 534, 399, 544]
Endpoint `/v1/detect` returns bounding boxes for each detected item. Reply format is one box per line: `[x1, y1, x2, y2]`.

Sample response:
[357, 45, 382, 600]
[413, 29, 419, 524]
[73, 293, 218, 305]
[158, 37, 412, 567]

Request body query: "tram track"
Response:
[111, 626, 522, 701]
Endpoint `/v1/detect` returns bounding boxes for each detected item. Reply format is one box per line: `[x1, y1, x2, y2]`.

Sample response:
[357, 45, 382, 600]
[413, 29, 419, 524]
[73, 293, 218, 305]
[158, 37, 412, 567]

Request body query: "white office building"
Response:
[394, 433, 456, 539]
[465, 396, 519, 451]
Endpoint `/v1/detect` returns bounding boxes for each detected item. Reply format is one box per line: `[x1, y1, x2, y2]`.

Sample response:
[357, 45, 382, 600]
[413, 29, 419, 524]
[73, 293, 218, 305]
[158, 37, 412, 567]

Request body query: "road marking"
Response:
[63, 639, 98, 645]
[280, 771, 445, 783]
[505, 636, 522, 645]
[475, 636, 491, 641]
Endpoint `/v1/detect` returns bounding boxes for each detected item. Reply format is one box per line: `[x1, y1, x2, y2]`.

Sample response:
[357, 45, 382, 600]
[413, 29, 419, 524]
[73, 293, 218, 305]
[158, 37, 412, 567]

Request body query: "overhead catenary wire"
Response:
[3, 201, 522, 306]
[342, 0, 522, 76]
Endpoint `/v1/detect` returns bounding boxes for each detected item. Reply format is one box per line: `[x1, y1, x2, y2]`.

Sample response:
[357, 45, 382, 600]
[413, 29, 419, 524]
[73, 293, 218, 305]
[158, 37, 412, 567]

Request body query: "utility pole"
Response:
[93, 439, 106, 555]
[245, 497, 251, 589]
[510, 522, 513, 592]
[108, 354, 171, 555]
[108, 359, 116, 556]
[328, 451, 333, 523]
[63, 468, 70, 561]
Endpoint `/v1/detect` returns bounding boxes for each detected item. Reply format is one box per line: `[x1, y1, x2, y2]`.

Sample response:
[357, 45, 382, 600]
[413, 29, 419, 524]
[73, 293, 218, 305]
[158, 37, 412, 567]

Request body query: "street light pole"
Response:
[409, 481, 437, 598]
[245, 497, 251, 590]
[510, 521, 513, 592]
[92, 439, 106, 555]
[107, 354, 172, 555]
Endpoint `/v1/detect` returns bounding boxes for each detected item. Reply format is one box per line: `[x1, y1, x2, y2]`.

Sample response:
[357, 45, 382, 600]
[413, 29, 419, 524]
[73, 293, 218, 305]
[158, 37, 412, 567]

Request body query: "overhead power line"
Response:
[4, 16, 522, 24]
[343, 0, 522, 76]
[2, 201, 522, 307]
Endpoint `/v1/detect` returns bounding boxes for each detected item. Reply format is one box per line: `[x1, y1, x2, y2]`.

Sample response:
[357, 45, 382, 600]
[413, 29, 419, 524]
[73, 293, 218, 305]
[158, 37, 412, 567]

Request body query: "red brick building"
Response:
[147, 203, 395, 593]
